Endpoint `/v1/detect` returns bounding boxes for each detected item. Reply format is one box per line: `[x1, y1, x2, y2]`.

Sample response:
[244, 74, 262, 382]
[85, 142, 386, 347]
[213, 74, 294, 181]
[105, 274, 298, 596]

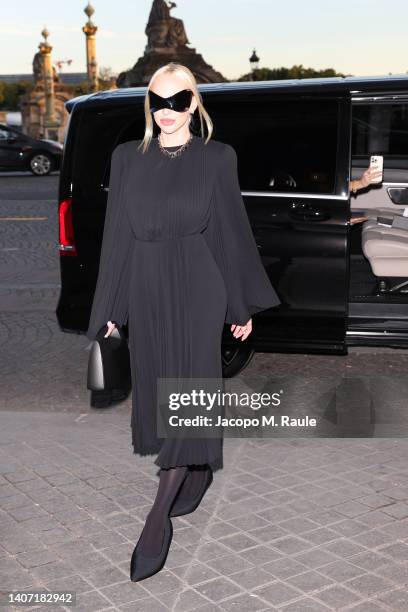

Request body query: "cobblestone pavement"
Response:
[1, 174, 408, 611]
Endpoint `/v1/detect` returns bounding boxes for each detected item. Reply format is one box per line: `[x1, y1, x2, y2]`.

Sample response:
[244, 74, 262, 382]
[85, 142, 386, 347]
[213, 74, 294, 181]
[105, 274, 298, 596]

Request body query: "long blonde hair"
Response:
[138, 62, 213, 154]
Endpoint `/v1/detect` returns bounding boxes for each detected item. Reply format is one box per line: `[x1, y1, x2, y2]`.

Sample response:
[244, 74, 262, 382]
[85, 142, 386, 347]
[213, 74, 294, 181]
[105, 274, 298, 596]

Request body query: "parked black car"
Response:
[0, 124, 63, 175]
[56, 75, 408, 379]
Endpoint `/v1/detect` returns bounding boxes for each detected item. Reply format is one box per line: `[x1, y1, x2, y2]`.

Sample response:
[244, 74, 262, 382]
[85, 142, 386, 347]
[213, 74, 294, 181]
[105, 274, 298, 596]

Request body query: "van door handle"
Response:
[289, 202, 330, 222]
[387, 187, 408, 206]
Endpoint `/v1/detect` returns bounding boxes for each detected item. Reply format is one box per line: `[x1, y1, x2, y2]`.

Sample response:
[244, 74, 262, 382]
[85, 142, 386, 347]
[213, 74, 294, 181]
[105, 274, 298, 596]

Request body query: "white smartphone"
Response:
[369, 155, 383, 184]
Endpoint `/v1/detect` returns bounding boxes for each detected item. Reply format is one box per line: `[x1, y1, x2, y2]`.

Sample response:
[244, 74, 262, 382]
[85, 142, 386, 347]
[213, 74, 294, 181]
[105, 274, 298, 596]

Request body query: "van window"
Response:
[352, 103, 408, 157]
[206, 97, 339, 194]
[72, 104, 145, 195]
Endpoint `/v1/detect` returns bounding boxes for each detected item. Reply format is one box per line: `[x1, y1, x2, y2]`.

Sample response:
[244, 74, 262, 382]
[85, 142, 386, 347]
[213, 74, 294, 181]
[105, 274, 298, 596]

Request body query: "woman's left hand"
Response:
[231, 318, 252, 341]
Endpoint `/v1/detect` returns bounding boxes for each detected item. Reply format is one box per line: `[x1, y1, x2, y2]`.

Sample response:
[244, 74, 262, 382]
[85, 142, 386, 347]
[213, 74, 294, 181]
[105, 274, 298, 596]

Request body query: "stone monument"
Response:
[20, 29, 73, 142]
[117, 0, 227, 86]
[82, 2, 99, 92]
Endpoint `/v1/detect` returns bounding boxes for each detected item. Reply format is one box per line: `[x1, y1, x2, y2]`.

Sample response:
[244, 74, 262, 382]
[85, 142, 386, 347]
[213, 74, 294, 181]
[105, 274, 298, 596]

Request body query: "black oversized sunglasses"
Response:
[148, 88, 193, 113]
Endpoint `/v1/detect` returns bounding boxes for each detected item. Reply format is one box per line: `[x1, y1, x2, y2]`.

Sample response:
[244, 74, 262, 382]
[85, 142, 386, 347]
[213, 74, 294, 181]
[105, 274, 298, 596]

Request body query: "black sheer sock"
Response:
[176, 465, 210, 501]
[137, 466, 188, 557]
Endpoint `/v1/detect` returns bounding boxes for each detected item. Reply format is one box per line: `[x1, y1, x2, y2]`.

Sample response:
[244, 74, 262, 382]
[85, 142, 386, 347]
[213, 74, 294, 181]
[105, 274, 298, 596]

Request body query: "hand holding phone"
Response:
[369, 155, 383, 184]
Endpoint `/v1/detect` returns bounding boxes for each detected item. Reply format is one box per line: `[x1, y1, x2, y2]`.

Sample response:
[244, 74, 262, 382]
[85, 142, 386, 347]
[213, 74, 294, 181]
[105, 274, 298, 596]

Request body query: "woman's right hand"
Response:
[104, 320, 116, 338]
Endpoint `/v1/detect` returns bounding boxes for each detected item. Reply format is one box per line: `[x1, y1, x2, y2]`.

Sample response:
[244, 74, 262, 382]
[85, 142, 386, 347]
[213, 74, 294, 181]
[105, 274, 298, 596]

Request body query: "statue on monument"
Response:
[146, 0, 190, 51]
[116, 0, 227, 86]
[33, 52, 43, 84]
[33, 52, 60, 85]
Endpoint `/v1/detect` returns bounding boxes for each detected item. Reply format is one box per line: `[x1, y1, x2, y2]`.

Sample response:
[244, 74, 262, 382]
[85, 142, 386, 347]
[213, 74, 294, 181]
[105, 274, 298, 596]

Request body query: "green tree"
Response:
[238, 64, 350, 82]
[0, 81, 34, 110]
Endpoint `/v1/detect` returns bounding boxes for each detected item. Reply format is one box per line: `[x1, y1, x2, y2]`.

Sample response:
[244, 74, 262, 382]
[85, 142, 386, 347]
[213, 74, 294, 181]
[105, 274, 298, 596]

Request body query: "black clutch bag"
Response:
[87, 323, 131, 392]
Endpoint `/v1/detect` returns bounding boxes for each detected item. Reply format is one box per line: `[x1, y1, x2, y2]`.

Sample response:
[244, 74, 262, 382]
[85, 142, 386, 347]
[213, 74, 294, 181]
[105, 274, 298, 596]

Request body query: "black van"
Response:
[56, 75, 408, 378]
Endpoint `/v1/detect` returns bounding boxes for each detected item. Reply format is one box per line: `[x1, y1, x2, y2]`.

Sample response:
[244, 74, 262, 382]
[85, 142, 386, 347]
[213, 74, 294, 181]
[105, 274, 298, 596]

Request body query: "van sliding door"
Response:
[207, 93, 351, 354]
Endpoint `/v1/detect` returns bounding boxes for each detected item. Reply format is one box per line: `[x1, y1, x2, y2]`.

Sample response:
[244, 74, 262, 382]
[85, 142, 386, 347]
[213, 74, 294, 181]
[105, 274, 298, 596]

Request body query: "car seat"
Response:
[362, 218, 408, 293]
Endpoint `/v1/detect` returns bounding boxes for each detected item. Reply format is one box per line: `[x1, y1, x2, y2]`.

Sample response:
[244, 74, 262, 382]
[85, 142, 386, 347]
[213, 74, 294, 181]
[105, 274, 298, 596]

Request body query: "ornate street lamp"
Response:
[249, 48, 260, 79]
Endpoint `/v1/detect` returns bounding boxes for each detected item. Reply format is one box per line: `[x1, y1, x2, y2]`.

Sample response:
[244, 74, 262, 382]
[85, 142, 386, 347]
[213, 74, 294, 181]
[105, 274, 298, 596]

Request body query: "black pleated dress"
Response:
[86, 134, 281, 472]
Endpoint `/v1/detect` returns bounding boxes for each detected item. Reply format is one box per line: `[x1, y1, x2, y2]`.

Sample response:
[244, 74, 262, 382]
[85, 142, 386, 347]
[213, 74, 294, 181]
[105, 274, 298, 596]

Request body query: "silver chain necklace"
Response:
[157, 133, 193, 158]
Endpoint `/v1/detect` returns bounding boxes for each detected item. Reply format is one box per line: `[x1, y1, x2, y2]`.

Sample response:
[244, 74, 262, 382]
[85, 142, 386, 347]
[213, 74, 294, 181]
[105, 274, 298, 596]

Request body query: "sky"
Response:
[1, 0, 407, 79]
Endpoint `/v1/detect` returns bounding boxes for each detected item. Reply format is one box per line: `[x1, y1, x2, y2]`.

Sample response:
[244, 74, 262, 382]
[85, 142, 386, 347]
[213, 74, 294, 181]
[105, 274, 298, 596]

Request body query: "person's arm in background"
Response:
[349, 166, 383, 195]
[348, 165, 384, 225]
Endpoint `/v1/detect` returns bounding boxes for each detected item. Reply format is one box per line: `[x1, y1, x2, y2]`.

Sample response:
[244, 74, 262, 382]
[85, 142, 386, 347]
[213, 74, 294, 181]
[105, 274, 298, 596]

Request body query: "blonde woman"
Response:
[86, 62, 281, 581]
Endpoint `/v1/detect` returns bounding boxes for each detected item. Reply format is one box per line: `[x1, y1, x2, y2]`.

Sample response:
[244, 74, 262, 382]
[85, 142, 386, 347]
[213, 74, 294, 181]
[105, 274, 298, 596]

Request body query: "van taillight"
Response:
[59, 198, 78, 256]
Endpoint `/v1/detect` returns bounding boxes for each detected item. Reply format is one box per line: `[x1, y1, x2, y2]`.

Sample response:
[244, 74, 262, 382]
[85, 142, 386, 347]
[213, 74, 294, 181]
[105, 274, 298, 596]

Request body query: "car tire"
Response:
[221, 345, 255, 378]
[29, 152, 54, 176]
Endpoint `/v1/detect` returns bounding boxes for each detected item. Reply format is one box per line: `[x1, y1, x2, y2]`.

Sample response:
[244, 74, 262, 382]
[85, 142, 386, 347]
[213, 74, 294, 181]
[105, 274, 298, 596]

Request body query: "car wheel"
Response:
[221, 345, 255, 378]
[29, 153, 53, 176]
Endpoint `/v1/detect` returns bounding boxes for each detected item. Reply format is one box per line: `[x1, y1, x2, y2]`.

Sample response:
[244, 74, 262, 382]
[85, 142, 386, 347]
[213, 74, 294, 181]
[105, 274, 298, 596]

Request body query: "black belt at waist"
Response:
[133, 230, 205, 243]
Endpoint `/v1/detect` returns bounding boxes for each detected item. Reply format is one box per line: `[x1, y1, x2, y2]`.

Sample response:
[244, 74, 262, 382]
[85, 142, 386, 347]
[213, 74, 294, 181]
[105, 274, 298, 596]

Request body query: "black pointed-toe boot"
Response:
[130, 516, 173, 582]
[170, 466, 213, 517]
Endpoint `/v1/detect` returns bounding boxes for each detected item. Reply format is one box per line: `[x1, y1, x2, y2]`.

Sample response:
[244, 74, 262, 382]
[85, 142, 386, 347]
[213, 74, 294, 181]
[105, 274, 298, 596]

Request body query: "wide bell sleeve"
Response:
[202, 144, 281, 326]
[85, 144, 134, 341]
